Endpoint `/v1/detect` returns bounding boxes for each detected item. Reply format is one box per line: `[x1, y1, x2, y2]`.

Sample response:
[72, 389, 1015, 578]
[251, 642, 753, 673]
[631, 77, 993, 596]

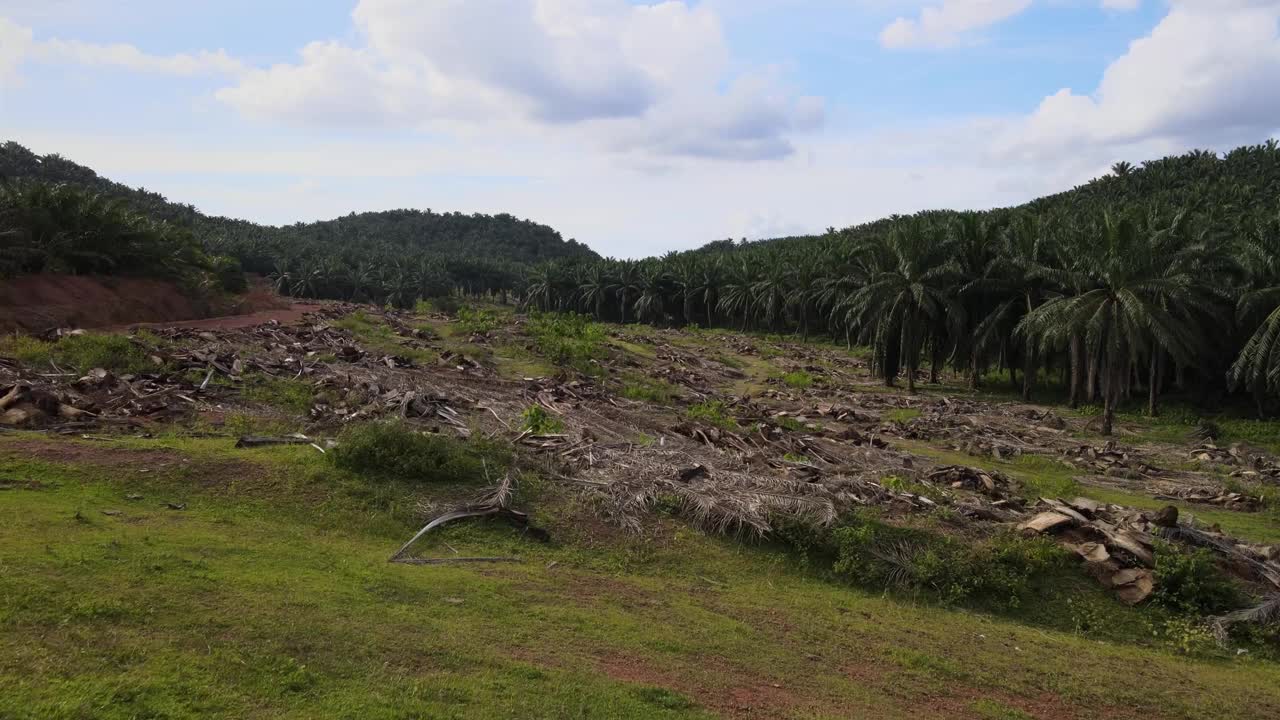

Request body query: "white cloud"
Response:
[0, 17, 34, 87]
[1100, 0, 1140, 9]
[214, 0, 821, 161]
[0, 15, 244, 83]
[996, 0, 1280, 161]
[34, 38, 245, 76]
[880, 0, 1032, 49]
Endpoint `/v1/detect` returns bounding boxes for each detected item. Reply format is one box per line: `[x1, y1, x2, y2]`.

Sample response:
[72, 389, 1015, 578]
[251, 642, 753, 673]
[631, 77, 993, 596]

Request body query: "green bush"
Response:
[331, 421, 508, 484]
[526, 312, 607, 375]
[685, 400, 738, 430]
[830, 517, 1066, 608]
[1152, 544, 1243, 615]
[781, 371, 813, 389]
[456, 306, 500, 334]
[520, 405, 565, 434]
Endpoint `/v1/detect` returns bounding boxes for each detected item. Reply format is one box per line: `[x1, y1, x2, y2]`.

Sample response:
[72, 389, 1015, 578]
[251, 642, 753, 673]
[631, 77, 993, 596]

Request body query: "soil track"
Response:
[119, 300, 323, 331]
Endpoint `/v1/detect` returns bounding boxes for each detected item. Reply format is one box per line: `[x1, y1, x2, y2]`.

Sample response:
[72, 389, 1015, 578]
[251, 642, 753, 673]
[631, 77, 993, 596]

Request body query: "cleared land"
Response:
[2, 303, 1279, 719]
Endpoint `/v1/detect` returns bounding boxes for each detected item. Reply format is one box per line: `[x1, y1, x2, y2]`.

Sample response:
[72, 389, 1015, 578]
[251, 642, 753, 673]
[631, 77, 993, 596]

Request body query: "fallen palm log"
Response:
[391, 556, 522, 565]
[235, 435, 315, 449]
[389, 474, 547, 562]
[1210, 595, 1280, 645]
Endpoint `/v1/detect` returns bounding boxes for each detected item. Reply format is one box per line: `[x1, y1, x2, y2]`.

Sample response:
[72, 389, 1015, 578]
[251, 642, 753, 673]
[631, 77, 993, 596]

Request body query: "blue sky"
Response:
[2, 1, 1278, 257]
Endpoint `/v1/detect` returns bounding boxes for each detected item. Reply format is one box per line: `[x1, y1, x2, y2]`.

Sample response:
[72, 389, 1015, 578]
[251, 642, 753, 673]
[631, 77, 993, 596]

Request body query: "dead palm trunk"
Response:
[1147, 351, 1160, 417]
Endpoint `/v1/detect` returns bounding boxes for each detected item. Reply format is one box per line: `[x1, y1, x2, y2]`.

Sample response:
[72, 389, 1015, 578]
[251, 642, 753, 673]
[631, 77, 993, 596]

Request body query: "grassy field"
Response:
[3, 432, 1280, 719]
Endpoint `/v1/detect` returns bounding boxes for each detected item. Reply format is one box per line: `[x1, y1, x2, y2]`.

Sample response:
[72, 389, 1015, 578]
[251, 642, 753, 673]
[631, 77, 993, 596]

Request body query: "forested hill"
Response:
[700, 143, 1280, 255]
[0, 141, 598, 301]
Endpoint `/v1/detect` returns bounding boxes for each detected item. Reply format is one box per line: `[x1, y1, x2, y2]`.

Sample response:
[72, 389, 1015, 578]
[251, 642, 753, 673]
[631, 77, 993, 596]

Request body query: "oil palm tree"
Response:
[843, 218, 964, 392]
[1019, 210, 1214, 434]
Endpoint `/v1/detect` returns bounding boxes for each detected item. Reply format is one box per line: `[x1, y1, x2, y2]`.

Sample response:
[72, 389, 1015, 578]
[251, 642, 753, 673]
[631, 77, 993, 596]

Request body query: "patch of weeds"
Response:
[526, 312, 607, 376]
[776, 416, 806, 432]
[829, 516, 1067, 609]
[456, 306, 501, 335]
[1155, 616, 1221, 656]
[715, 354, 745, 370]
[632, 686, 695, 711]
[1152, 543, 1244, 615]
[884, 408, 922, 423]
[335, 311, 434, 362]
[2, 333, 153, 374]
[633, 433, 656, 447]
[780, 370, 813, 389]
[685, 400, 738, 430]
[331, 421, 509, 484]
[1010, 455, 1081, 497]
[520, 405, 565, 434]
[620, 376, 677, 403]
[782, 452, 809, 463]
[240, 375, 315, 415]
[970, 699, 1033, 720]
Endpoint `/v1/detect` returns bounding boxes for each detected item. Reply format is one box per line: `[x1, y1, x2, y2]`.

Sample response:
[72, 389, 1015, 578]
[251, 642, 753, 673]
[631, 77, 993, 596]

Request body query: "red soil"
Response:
[0, 274, 307, 333]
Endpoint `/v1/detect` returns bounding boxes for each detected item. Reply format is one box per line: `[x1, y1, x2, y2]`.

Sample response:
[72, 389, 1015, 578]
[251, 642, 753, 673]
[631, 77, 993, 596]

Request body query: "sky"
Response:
[1, 0, 1279, 258]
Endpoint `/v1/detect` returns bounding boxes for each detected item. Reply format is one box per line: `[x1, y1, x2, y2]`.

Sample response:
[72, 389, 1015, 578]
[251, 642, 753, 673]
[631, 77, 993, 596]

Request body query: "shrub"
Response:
[781, 371, 813, 389]
[526, 312, 606, 375]
[425, 296, 463, 316]
[331, 421, 508, 484]
[1152, 544, 1242, 615]
[620, 376, 676, 403]
[456, 306, 500, 334]
[685, 400, 737, 430]
[520, 405, 565, 434]
[829, 517, 1065, 608]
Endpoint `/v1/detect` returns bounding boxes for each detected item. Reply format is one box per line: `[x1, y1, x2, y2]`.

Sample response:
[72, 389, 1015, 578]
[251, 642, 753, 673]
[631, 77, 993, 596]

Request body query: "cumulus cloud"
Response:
[214, 0, 821, 161]
[996, 0, 1280, 162]
[880, 0, 1031, 49]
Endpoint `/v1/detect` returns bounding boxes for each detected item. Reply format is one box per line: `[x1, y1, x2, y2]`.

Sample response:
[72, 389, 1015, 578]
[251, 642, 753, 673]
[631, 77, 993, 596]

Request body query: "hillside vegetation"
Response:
[524, 142, 1280, 430]
[0, 141, 598, 304]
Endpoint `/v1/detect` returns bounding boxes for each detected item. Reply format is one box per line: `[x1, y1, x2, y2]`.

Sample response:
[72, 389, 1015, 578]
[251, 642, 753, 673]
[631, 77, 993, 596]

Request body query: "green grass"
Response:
[884, 408, 923, 424]
[897, 440, 1280, 544]
[685, 401, 738, 430]
[2, 434, 1280, 719]
[334, 311, 436, 363]
[1, 332, 155, 374]
[520, 405, 565, 435]
[332, 421, 510, 485]
[240, 375, 315, 414]
[620, 375, 677, 404]
[779, 371, 814, 389]
[526, 312, 608, 376]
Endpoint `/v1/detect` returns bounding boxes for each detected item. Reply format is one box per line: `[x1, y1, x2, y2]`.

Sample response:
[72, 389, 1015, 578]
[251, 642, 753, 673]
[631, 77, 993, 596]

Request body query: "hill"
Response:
[0, 141, 598, 304]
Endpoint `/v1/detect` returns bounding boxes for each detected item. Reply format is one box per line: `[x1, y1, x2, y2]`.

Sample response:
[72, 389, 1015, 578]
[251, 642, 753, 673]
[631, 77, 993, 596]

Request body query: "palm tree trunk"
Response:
[1021, 345, 1035, 401]
[1086, 350, 1099, 403]
[1147, 351, 1159, 417]
[1102, 361, 1117, 436]
[1068, 334, 1084, 408]
[968, 351, 979, 390]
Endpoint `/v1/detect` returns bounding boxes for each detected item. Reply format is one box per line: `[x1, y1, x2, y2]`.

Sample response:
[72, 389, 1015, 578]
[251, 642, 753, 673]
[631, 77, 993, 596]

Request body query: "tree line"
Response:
[519, 142, 1280, 431]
